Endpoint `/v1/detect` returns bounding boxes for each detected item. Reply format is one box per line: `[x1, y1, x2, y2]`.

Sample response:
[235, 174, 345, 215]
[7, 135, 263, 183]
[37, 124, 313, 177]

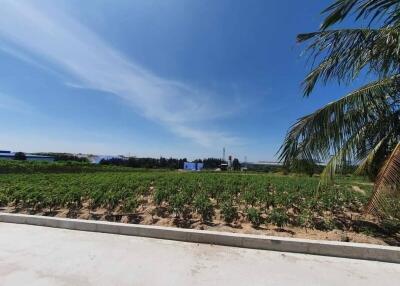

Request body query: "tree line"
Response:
[100, 157, 231, 170]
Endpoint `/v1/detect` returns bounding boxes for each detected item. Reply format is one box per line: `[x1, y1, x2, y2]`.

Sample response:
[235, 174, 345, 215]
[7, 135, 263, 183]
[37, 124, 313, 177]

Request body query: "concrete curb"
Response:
[1, 213, 399, 263]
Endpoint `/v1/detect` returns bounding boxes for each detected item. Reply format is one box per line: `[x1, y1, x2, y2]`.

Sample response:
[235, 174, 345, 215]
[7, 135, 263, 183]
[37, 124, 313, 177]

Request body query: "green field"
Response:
[1, 160, 400, 245]
[0, 169, 374, 227]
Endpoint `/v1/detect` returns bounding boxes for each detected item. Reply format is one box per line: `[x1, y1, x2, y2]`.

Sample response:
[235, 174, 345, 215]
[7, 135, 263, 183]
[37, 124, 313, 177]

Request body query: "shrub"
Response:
[0, 193, 8, 207]
[44, 192, 61, 213]
[322, 217, 336, 231]
[104, 191, 118, 212]
[216, 190, 233, 206]
[297, 209, 313, 229]
[122, 197, 139, 214]
[261, 192, 275, 211]
[194, 193, 213, 222]
[136, 185, 149, 196]
[247, 207, 262, 227]
[381, 219, 400, 235]
[242, 189, 258, 208]
[169, 193, 186, 217]
[14, 152, 27, 161]
[221, 202, 237, 223]
[268, 208, 289, 228]
[154, 189, 168, 206]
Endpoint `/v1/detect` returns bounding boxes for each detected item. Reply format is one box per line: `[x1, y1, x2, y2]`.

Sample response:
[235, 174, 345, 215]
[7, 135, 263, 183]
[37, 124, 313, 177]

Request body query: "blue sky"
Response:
[0, 0, 361, 161]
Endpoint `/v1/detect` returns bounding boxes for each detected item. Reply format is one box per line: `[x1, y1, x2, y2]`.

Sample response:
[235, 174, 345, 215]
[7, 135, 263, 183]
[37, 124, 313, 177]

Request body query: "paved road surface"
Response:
[0, 223, 399, 286]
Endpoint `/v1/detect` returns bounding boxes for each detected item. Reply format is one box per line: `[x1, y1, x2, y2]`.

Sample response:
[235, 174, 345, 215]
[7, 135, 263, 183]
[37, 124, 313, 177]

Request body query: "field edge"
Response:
[1, 213, 399, 264]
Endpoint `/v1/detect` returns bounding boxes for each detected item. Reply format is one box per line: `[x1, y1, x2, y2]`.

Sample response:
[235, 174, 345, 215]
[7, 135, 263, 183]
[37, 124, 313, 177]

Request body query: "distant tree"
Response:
[100, 158, 126, 166]
[159, 157, 167, 168]
[232, 158, 241, 171]
[35, 153, 89, 163]
[166, 157, 179, 169]
[290, 159, 318, 177]
[178, 158, 187, 169]
[14, 152, 27, 161]
[100, 156, 187, 169]
[202, 158, 226, 169]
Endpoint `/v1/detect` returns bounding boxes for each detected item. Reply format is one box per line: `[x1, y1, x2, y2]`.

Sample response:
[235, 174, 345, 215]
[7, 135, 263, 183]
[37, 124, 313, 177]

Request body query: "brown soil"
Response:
[351, 186, 366, 195]
[2, 200, 399, 247]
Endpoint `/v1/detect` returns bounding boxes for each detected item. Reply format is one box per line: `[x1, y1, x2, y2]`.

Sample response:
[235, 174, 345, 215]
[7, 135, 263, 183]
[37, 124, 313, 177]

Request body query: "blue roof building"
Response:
[183, 162, 204, 171]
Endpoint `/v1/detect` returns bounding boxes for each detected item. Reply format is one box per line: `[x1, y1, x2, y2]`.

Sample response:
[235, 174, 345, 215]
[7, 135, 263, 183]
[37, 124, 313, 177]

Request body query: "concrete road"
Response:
[0, 223, 399, 286]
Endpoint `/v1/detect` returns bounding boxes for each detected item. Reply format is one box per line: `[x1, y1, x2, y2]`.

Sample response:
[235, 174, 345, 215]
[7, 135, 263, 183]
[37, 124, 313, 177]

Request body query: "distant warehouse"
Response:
[0, 151, 55, 162]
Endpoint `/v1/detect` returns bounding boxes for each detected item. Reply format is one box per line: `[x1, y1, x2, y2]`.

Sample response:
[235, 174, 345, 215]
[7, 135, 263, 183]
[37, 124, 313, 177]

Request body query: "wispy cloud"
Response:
[0, 92, 34, 114]
[0, 0, 242, 147]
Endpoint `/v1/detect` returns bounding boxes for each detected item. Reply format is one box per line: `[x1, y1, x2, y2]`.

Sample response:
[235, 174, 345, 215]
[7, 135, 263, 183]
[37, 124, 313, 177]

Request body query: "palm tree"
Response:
[279, 0, 400, 215]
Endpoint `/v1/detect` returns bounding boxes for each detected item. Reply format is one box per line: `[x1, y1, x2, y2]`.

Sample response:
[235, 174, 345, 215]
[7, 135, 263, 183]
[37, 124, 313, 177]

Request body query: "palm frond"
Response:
[285, 0, 400, 217]
[319, 147, 346, 186]
[298, 28, 400, 95]
[366, 142, 400, 214]
[319, 125, 369, 185]
[279, 77, 394, 164]
[321, 0, 400, 30]
[355, 135, 388, 175]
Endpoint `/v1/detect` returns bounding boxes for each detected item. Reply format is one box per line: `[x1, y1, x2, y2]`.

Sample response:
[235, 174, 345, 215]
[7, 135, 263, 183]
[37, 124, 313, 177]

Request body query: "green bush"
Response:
[322, 217, 336, 231]
[194, 193, 213, 221]
[221, 202, 237, 223]
[261, 192, 275, 211]
[44, 192, 62, 212]
[381, 219, 400, 235]
[154, 189, 169, 206]
[268, 208, 289, 228]
[0, 193, 8, 207]
[122, 197, 139, 214]
[297, 209, 313, 229]
[169, 193, 187, 217]
[247, 207, 262, 227]
[242, 189, 258, 207]
[104, 191, 119, 212]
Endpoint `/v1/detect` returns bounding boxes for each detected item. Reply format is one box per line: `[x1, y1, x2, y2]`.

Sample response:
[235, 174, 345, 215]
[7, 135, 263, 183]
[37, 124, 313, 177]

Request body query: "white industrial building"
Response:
[0, 151, 55, 162]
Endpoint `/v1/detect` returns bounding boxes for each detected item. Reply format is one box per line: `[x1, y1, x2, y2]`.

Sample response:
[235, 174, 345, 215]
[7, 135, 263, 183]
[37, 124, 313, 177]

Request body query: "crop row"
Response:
[0, 172, 369, 229]
[0, 160, 140, 174]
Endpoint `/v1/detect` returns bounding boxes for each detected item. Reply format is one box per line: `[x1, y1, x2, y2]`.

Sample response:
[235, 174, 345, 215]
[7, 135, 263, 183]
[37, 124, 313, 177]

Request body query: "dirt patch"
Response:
[352, 185, 366, 195]
[2, 203, 398, 247]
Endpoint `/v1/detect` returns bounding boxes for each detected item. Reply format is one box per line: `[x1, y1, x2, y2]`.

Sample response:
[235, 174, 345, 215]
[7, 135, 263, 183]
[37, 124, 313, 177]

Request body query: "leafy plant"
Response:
[44, 192, 61, 213]
[0, 193, 8, 207]
[381, 218, 400, 235]
[169, 193, 187, 218]
[122, 197, 139, 214]
[247, 207, 262, 227]
[242, 189, 258, 207]
[221, 201, 237, 223]
[322, 217, 337, 231]
[297, 209, 314, 229]
[194, 193, 213, 222]
[154, 189, 168, 206]
[268, 208, 289, 228]
[104, 191, 118, 213]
